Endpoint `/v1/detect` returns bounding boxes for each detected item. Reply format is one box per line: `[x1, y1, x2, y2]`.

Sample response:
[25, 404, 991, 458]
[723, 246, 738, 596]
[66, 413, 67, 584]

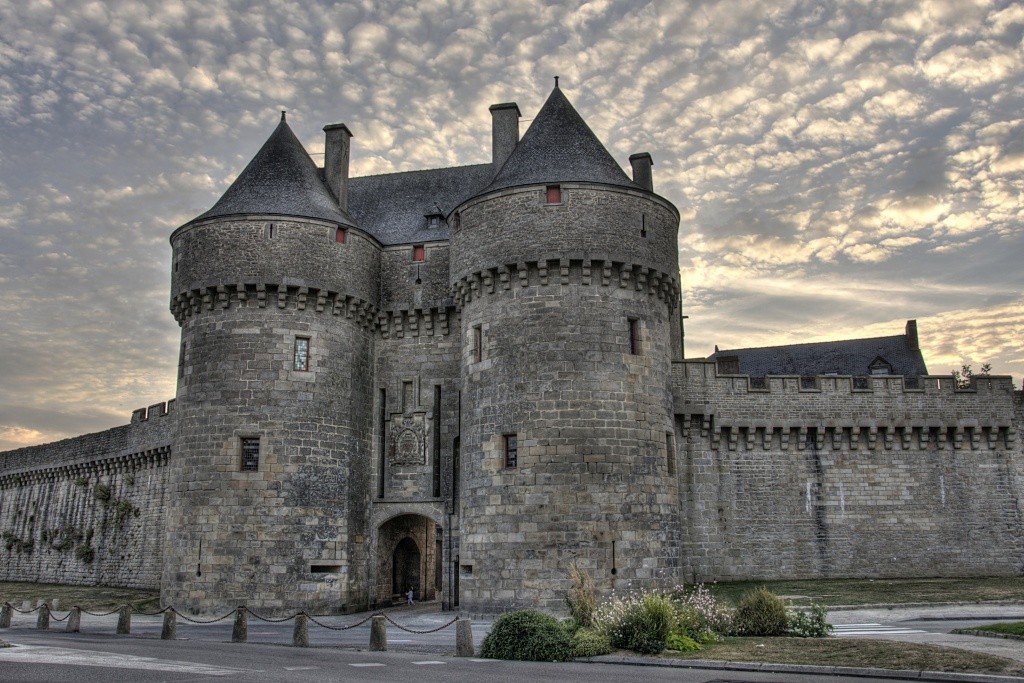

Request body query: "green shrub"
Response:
[570, 628, 612, 657]
[605, 593, 675, 655]
[480, 610, 574, 662]
[666, 631, 702, 651]
[787, 604, 832, 638]
[733, 587, 788, 636]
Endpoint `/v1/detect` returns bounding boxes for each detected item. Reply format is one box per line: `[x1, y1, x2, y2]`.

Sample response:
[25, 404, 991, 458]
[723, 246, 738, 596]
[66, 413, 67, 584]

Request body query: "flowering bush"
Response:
[787, 604, 832, 638]
[670, 583, 733, 636]
[596, 592, 676, 654]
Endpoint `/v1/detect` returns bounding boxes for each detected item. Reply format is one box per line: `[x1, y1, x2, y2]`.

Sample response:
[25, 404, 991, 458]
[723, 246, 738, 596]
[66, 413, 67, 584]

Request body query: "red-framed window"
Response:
[335, 227, 347, 244]
[412, 244, 425, 262]
[546, 185, 561, 204]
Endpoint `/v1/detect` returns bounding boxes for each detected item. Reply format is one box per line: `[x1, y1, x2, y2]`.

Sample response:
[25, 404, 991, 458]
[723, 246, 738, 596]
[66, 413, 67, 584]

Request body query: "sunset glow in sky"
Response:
[1, 0, 1021, 451]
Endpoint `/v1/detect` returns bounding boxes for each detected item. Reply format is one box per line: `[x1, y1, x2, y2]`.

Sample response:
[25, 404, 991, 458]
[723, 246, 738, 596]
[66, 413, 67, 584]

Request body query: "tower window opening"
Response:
[666, 431, 675, 476]
[546, 185, 561, 204]
[628, 318, 641, 355]
[641, 214, 647, 237]
[412, 244, 425, 262]
[473, 324, 483, 363]
[178, 342, 186, 379]
[504, 433, 518, 468]
[240, 437, 260, 472]
[335, 227, 347, 244]
[294, 337, 310, 371]
[267, 223, 275, 239]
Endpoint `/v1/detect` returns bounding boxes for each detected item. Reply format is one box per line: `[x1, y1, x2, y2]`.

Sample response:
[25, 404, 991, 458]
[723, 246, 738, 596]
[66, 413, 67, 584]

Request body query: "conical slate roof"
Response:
[190, 116, 355, 226]
[481, 86, 640, 195]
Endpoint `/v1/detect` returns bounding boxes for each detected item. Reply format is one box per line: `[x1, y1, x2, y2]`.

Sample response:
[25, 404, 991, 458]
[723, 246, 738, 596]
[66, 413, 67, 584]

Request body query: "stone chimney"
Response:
[323, 123, 353, 213]
[906, 319, 919, 351]
[489, 102, 521, 171]
[629, 153, 653, 191]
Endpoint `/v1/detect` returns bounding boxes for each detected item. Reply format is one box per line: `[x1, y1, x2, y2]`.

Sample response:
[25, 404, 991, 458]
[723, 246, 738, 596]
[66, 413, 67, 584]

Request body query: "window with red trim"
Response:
[335, 227, 347, 244]
[412, 244, 425, 262]
[546, 185, 561, 204]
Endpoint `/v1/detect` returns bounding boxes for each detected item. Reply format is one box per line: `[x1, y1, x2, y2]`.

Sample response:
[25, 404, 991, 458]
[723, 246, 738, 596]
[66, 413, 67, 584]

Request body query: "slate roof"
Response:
[709, 333, 929, 378]
[480, 86, 641, 195]
[188, 117, 355, 227]
[348, 164, 494, 245]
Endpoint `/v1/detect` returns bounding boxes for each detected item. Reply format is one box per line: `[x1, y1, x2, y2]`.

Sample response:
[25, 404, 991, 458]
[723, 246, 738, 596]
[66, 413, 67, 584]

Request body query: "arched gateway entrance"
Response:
[376, 513, 439, 604]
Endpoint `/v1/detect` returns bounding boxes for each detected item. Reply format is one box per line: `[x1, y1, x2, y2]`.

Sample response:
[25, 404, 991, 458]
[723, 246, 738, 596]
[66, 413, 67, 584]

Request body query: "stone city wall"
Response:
[0, 402, 174, 588]
[673, 360, 1024, 582]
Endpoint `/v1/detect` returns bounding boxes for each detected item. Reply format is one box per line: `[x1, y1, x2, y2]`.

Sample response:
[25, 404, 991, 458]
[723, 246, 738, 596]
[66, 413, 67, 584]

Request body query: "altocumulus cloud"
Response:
[0, 0, 1021, 450]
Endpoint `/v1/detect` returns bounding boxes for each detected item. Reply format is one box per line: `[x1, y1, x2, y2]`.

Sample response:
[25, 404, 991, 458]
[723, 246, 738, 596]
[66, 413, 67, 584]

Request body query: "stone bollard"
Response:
[116, 605, 131, 635]
[292, 613, 309, 648]
[369, 614, 387, 651]
[231, 606, 247, 643]
[66, 607, 81, 633]
[455, 618, 474, 657]
[1, 603, 12, 628]
[161, 609, 176, 640]
[36, 603, 50, 630]
[21, 600, 31, 612]
[52, 598, 61, 611]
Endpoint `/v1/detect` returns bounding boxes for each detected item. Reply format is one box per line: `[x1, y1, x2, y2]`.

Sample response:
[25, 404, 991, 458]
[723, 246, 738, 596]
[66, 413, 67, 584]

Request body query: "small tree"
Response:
[950, 363, 991, 389]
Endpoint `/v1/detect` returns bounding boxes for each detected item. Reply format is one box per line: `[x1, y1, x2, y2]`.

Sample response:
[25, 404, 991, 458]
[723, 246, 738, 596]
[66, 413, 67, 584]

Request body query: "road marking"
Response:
[349, 663, 386, 667]
[0, 645, 254, 676]
[284, 666, 320, 670]
[469, 658, 492, 662]
[412, 660, 446, 665]
[833, 623, 927, 637]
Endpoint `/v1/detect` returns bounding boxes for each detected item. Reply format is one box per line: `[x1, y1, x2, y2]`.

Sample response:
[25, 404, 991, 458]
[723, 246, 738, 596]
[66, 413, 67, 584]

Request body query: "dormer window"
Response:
[546, 185, 561, 204]
[868, 356, 893, 375]
[426, 213, 443, 229]
[412, 244, 425, 262]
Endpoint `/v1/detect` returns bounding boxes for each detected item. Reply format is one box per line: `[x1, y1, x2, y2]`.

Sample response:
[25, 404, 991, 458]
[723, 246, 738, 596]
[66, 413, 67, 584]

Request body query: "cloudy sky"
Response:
[1, 0, 1021, 451]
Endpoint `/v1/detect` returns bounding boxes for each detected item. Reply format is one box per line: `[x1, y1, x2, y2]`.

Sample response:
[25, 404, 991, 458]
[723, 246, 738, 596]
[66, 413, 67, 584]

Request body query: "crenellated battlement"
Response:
[377, 305, 456, 339]
[130, 399, 175, 424]
[451, 258, 679, 310]
[170, 282, 379, 329]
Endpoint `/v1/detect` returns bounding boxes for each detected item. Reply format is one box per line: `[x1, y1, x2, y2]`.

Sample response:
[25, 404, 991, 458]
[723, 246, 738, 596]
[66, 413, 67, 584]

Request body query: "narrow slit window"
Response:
[412, 244, 425, 262]
[473, 324, 483, 363]
[504, 434, 518, 468]
[335, 227, 347, 243]
[546, 185, 561, 204]
[240, 437, 260, 472]
[293, 337, 310, 371]
[266, 223, 275, 239]
[666, 432, 675, 476]
[178, 342, 186, 379]
[628, 318, 640, 355]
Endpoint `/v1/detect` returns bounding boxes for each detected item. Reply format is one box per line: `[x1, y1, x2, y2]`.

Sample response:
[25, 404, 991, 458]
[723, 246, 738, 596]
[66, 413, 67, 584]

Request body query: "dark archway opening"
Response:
[392, 537, 421, 599]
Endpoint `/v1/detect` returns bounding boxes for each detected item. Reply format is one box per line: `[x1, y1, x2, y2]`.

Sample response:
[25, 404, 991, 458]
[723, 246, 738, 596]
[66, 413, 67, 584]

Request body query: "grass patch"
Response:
[662, 637, 1024, 675]
[962, 622, 1024, 637]
[0, 581, 160, 612]
[706, 577, 1024, 607]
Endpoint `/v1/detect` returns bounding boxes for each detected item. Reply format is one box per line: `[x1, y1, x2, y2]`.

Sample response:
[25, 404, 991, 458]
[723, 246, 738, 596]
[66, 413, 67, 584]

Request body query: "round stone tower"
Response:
[450, 87, 684, 613]
[163, 115, 379, 614]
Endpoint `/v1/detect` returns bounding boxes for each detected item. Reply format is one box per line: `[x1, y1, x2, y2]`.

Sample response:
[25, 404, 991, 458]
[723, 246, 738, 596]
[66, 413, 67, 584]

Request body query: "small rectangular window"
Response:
[335, 227, 347, 244]
[240, 437, 260, 472]
[178, 342, 186, 379]
[294, 337, 310, 371]
[412, 244, 425, 262]
[266, 223, 275, 239]
[473, 324, 483, 363]
[628, 318, 640, 355]
[546, 185, 561, 204]
[504, 433, 518, 468]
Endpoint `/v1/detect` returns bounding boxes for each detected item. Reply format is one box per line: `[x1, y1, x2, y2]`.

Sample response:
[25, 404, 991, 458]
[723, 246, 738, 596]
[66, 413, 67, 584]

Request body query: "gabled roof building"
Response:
[0, 86, 1021, 616]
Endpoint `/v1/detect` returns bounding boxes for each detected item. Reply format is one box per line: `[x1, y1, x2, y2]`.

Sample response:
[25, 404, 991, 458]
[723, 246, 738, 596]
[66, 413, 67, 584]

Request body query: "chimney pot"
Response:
[629, 153, 654, 192]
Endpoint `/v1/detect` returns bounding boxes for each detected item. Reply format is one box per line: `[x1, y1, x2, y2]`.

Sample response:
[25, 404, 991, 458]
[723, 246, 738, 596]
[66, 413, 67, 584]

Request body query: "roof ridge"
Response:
[350, 162, 492, 181]
[716, 333, 907, 354]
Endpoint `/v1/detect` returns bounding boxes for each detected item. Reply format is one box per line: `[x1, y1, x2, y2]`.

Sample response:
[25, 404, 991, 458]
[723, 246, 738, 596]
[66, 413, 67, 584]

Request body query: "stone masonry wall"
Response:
[674, 360, 1024, 582]
[0, 403, 173, 588]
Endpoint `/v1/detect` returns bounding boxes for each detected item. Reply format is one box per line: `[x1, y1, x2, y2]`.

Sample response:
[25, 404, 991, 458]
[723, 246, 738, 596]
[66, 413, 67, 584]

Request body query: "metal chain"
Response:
[49, 611, 70, 622]
[80, 607, 122, 617]
[174, 609, 236, 624]
[306, 612, 379, 631]
[133, 606, 172, 616]
[382, 613, 459, 634]
[10, 605, 40, 614]
[243, 610, 296, 626]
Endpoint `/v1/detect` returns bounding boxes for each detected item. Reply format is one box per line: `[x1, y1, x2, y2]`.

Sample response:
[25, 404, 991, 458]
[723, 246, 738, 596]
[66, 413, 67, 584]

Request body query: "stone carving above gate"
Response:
[389, 415, 426, 466]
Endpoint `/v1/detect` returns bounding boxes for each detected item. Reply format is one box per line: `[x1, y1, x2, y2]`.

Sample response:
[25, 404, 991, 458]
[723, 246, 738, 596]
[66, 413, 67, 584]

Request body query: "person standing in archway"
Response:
[406, 588, 414, 605]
